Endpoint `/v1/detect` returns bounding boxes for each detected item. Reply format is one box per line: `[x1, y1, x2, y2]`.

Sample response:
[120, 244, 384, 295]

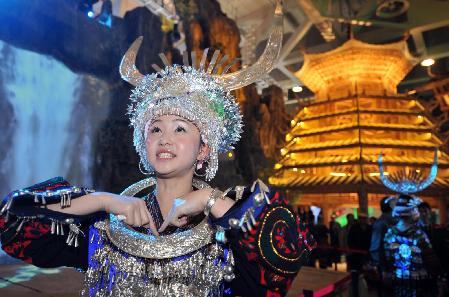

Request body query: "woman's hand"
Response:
[101, 193, 159, 235]
[158, 188, 236, 233]
[158, 188, 213, 233]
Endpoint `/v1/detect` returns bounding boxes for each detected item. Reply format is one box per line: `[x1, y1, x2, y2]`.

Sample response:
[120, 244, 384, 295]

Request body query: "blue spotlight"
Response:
[87, 10, 95, 18]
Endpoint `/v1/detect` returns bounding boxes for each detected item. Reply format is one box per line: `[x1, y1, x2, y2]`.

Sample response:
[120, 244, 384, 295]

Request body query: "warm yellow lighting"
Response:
[416, 169, 421, 173]
[421, 58, 435, 67]
[280, 148, 288, 156]
[227, 152, 233, 158]
[425, 132, 432, 140]
[274, 163, 282, 170]
[330, 172, 347, 177]
[270, 39, 430, 189]
[443, 94, 449, 106]
[292, 86, 303, 93]
[369, 172, 389, 176]
[296, 39, 417, 100]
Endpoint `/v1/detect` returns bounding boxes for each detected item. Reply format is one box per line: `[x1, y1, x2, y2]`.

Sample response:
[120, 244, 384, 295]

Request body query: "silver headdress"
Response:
[378, 149, 438, 195]
[120, 1, 283, 180]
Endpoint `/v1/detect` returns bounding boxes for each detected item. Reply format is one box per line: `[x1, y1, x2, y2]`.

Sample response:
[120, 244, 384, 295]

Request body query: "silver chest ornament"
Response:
[81, 178, 235, 297]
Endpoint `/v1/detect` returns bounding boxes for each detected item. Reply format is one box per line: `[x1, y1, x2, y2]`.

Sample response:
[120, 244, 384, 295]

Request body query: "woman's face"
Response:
[145, 115, 208, 178]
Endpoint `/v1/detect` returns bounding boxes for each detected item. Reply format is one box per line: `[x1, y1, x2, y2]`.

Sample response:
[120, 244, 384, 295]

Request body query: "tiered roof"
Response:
[269, 39, 449, 195]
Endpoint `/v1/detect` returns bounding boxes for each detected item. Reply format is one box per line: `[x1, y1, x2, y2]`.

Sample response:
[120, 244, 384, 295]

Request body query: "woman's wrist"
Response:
[90, 192, 111, 213]
[210, 196, 235, 218]
[203, 188, 235, 219]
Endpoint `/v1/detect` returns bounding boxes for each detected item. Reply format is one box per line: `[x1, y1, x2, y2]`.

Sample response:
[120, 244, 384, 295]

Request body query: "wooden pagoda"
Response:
[269, 39, 449, 223]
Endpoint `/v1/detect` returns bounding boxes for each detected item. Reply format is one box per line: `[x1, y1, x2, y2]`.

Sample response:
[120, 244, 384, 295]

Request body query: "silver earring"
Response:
[139, 160, 152, 176]
[194, 161, 207, 177]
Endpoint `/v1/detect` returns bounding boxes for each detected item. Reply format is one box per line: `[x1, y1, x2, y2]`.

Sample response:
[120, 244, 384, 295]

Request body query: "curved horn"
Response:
[120, 36, 145, 86]
[216, 0, 284, 91]
[378, 153, 402, 193]
[378, 150, 439, 194]
[416, 149, 438, 192]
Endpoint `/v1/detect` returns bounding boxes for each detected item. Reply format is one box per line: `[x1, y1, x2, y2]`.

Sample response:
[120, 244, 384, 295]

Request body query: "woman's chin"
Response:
[155, 169, 189, 179]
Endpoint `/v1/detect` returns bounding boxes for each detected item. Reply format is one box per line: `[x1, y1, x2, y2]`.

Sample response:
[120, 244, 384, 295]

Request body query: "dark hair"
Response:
[418, 201, 431, 210]
[380, 196, 392, 213]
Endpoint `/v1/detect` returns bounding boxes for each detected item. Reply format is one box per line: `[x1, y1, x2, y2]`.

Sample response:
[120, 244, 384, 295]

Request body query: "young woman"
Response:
[0, 1, 315, 296]
[378, 152, 443, 297]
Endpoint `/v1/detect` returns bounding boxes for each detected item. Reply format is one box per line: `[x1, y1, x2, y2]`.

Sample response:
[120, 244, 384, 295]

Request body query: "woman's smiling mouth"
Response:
[156, 151, 176, 159]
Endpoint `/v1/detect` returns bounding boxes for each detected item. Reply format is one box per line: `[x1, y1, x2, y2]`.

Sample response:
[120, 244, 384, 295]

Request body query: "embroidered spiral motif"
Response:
[256, 206, 312, 274]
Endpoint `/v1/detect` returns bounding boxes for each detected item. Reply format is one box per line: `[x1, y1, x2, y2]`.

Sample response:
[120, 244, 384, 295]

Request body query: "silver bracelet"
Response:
[204, 188, 223, 216]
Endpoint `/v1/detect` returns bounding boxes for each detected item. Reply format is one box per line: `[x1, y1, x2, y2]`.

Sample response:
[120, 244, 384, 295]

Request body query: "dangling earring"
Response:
[139, 160, 152, 176]
[194, 160, 207, 177]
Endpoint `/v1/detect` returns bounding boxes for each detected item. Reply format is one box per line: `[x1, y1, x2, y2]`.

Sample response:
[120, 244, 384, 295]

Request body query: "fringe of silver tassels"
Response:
[81, 229, 235, 297]
[227, 179, 271, 233]
[1, 186, 92, 248]
[1, 187, 93, 215]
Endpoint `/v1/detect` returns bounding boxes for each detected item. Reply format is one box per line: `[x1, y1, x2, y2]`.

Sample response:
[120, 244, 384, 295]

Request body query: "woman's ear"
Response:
[197, 143, 210, 161]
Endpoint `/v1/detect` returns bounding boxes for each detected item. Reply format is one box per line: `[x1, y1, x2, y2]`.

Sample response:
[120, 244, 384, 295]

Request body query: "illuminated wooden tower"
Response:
[269, 39, 449, 223]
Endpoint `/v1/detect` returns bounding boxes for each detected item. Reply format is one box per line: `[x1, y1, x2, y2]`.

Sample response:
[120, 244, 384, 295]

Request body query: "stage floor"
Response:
[0, 264, 84, 297]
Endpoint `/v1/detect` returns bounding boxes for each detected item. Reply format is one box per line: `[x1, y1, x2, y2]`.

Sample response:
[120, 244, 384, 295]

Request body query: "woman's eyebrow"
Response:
[149, 119, 161, 125]
[173, 118, 190, 124]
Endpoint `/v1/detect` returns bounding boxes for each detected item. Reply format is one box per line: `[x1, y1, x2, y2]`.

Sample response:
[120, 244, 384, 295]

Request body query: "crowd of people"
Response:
[298, 200, 449, 297]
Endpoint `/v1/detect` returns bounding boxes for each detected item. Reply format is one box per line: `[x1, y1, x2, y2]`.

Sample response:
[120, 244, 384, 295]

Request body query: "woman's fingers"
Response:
[158, 211, 174, 233]
[124, 210, 134, 226]
[139, 200, 150, 226]
[134, 208, 143, 227]
[158, 198, 186, 233]
[171, 215, 188, 227]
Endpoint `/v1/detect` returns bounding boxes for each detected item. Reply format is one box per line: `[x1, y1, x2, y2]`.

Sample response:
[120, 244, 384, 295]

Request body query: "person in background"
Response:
[383, 195, 442, 297]
[369, 197, 395, 296]
[370, 197, 395, 269]
[347, 213, 372, 272]
[329, 214, 342, 268]
[341, 213, 355, 249]
[417, 202, 432, 236]
[312, 215, 330, 269]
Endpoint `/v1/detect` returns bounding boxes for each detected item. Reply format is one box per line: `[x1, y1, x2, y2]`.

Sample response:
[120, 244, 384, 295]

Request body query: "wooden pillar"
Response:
[439, 196, 448, 224]
[358, 187, 368, 215]
[321, 204, 331, 226]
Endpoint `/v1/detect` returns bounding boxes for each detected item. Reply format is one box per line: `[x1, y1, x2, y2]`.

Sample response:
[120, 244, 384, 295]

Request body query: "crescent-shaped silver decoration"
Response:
[378, 149, 438, 194]
[216, 0, 284, 90]
[119, 36, 145, 86]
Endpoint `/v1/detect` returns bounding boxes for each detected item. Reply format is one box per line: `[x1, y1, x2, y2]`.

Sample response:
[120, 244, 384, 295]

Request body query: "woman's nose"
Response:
[159, 132, 172, 145]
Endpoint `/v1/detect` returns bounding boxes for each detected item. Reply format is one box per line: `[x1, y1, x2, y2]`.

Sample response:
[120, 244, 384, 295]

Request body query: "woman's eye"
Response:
[175, 126, 186, 132]
[150, 127, 161, 133]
